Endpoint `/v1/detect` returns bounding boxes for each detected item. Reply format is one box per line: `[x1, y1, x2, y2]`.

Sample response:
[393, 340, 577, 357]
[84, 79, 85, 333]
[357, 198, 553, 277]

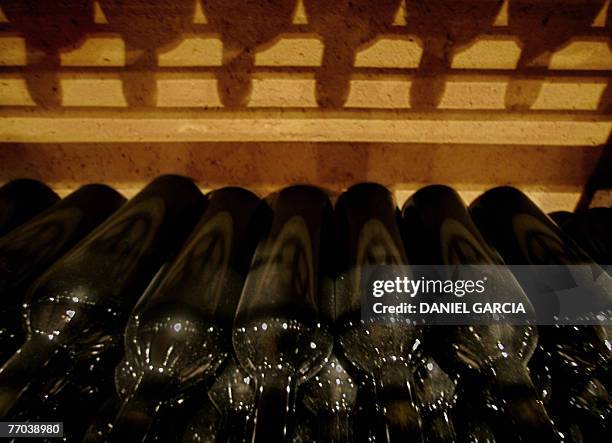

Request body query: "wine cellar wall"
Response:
[0, 0, 610, 209]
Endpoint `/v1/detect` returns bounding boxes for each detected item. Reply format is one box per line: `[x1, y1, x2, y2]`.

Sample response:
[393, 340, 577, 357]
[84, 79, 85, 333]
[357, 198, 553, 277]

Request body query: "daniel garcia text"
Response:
[370, 276, 527, 315]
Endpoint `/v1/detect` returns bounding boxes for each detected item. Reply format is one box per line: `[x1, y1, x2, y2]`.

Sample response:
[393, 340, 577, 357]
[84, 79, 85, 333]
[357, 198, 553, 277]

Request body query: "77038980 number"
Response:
[0, 422, 63, 438]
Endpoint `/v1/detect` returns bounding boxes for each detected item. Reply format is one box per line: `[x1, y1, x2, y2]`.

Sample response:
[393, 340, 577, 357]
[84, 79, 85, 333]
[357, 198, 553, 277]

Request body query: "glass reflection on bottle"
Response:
[401, 185, 558, 442]
[207, 357, 256, 442]
[414, 358, 457, 443]
[0, 175, 204, 419]
[233, 185, 334, 443]
[0, 184, 125, 364]
[108, 187, 262, 441]
[470, 186, 612, 437]
[301, 354, 358, 442]
[182, 395, 222, 443]
[335, 183, 424, 442]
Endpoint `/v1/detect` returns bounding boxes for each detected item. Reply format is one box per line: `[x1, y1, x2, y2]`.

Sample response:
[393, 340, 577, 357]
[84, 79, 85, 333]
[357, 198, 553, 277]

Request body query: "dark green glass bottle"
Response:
[0, 184, 125, 364]
[0, 179, 59, 237]
[335, 183, 424, 442]
[207, 357, 256, 442]
[0, 175, 204, 420]
[401, 185, 558, 442]
[233, 185, 334, 443]
[470, 186, 611, 440]
[107, 187, 263, 442]
[301, 354, 358, 442]
[562, 208, 612, 268]
[414, 358, 457, 443]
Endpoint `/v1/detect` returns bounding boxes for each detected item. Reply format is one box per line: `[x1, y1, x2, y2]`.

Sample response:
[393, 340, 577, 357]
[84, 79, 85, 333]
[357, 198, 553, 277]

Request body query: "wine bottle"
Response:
[233, 185, 334, 443]
[0, 184, 125, 364]
[548, 211, 573, 228]
[105, 187, 261, 442]
[457, 416, 497, 443]
[208, 357, 256, 442]
[528, 344, 554, 405]
[351, 372, 382, 443]
[0, 175, 205, 418]
[335, 182, 424, 442]
[86, 382, 211, 443]
[528, 327, 611, 440]
[469, 187, 611, 437]
[82, 265, 175, 443]
[83, 392, 122, 443]
[0, 179, 59, 237]
[558, 208, 612, 393]
[8, 345, 122, 443]
[552, 376, 610, 443]
[453, 389, 497, 443]
[416, 360, 497, 443]
[401, 185, 559, 442]
[291, 402, 318, 443]
[301, 354, 358, 442]
[150, 385, 214, 443]
[182, 394, 222, 443]
[414, 358, 457, 443]
[469, 188, 611, 372]
[562, 208, 612, 268]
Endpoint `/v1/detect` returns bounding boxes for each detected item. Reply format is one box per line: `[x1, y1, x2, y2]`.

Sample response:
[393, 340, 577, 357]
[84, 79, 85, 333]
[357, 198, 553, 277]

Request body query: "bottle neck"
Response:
[319, 411, 354, 443]
[374, 369, 422, 443]
[548, 376, 609, 441]
[219, 408, 253, 443]
[251, 372, 297, 443]
[487, 358, 561, 442]
[81, 393, 120, 443]
[0, 334, 65, 418]
[422, 410, 457, 443]
[107, 374, 170, 442]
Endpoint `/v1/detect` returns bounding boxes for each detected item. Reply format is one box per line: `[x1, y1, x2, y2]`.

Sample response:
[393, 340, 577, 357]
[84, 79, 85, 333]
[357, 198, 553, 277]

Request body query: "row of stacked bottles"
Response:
[0, 176, 610, 442]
